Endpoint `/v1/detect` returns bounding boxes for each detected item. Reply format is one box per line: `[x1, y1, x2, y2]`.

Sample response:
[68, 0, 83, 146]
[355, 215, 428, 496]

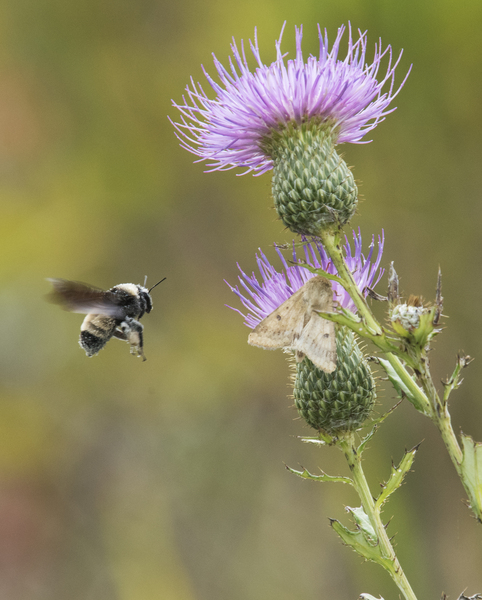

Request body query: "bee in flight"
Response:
[47, 277, 166, 361]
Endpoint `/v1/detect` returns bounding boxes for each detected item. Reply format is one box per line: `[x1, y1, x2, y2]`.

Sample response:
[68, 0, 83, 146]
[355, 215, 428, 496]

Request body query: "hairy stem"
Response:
[339, 433, 418, 600]
[416, 352, 482, 522]
[318, 227, 382, 335]
[318, 225, 482, 523]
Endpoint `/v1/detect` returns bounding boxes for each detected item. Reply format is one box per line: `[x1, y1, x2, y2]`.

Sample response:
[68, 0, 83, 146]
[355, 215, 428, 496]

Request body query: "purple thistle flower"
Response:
[226, 230, 384, 328]
[171, 24, 410, 175]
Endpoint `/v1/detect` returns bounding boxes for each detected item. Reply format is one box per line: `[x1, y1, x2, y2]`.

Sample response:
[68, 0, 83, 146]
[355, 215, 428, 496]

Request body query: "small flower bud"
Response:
[390, 296, 437, 348]
[293, 326, 376, 434]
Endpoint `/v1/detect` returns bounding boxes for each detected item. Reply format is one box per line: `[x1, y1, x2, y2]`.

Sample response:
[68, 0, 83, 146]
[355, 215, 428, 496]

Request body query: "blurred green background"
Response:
[0, 0, 481, 598]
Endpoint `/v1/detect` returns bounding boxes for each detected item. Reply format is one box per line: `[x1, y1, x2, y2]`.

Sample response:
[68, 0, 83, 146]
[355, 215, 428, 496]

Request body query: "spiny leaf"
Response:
[460, 434, 482, 523]
[366, 399, 403, 429]
[377, 357, 428, 414]
[289, 260, 343, 285]
[376, 445, 419, 511]
[299, 432, 334, 446]
[285, 464, 352, 485]
[347, 506, 377, 545]
[442, 354, 473, 405]
[357, 425, 379, 456]
[358, 400, 403, 456]
[330, 518, 394, 572]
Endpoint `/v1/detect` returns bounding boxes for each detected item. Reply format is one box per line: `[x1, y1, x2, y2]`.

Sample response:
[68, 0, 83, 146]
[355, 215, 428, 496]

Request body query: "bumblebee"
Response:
[47, 278, 165, 360]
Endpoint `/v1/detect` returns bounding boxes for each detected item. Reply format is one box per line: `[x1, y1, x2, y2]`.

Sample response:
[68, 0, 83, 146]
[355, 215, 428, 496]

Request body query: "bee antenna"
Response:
[148, 277, 166, 293]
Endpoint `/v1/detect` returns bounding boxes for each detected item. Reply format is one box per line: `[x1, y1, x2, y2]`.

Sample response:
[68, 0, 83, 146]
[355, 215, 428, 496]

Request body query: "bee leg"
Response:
[112, 329, 128, 341]
[120, 318, 146, 361]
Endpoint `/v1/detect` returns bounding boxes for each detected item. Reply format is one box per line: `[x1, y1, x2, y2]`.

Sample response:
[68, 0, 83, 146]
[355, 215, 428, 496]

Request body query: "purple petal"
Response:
[172, 24, 410, 174]
[227, 231, 385, 327]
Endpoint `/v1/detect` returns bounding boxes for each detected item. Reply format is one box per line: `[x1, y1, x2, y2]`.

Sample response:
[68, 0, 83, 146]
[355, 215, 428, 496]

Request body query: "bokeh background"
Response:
[0, 0, 481, 598]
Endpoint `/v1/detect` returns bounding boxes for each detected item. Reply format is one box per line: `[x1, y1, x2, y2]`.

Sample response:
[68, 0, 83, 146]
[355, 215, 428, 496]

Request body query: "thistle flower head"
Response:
[227, 230, 382, 434]
[172, 24, 409, 175]
[226, 230, 384, 326]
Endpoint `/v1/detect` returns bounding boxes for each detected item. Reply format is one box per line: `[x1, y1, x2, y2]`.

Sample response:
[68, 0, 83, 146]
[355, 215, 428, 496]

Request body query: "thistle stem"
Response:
[318, 225, 482, 523]
[416, 354, 482, 522]
[384, 352, 432, 415]
[319, 227, 430, 413]
[339, 433, 418, 600]
[318, 227, 381, 335]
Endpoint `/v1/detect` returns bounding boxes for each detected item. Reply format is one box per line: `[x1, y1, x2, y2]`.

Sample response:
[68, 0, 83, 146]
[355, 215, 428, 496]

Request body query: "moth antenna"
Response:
[148, 277, 166, 293]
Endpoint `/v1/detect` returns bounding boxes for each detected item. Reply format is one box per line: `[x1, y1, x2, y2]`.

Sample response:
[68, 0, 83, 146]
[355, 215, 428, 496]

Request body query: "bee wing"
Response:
[47, 279, 125, 318]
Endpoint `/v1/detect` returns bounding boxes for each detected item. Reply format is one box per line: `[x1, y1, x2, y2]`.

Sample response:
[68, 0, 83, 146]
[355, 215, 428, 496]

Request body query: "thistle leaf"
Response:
[286, 464, 352, 485]
[300, 432, 334, 445]
[347, 506, 377, 545]
[377, 357, 428, 414]
[376, 445, 419, 511]
[357, 425, 379, 456]
[442, 354, 473, 405]
[460, 433, 482, 521]
[330, 517, 393, 571]
[357, 401, 403, 456]
[291, 261, 343, 285]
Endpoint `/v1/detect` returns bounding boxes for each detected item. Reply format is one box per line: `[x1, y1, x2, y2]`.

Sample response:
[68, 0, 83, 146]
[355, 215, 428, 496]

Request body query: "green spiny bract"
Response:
[390, 295, 441, 351]
[293, 326, 375, 433]
[268, 122, 358, 235]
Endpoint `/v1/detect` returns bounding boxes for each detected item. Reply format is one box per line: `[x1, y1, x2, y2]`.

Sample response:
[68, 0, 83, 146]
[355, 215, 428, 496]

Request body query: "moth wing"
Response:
[47, 279, 125, 318]
[248, 286, 307, 350]
[293, 313, 336, 373]
[292, 276, 337, 373]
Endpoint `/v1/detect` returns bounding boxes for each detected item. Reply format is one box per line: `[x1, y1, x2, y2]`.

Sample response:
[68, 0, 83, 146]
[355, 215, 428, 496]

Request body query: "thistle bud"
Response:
[269, 124, 358, 235]
[293, 326, 376, 434]
[390, 296, 437, 348]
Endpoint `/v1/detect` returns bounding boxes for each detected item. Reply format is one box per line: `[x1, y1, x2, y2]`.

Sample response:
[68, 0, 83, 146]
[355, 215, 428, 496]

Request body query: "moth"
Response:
[248, 275, 337, 373]
[47, 277, 165, 361]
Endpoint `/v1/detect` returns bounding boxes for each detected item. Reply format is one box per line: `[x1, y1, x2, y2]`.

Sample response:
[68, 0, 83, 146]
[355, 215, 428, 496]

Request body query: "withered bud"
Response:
[434, 267, 443, 325]
[387, 262, 399, 303]
[366, 287, 388, 302]
[407, 295, 424, 307]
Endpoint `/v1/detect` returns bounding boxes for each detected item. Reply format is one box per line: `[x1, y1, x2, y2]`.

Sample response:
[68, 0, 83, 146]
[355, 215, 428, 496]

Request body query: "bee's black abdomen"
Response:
[79, 331, 107, 357]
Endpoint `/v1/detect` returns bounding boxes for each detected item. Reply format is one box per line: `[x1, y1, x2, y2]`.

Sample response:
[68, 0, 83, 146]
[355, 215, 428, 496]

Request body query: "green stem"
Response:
[436, 412, 463, 465]
[416, 353, 482, 522]
[318, 227, 382, 335]
[339, 433, 418, 600]
[384, 352, 432, 415]
[317, 225, 482, 522]
[415, 351, 444, 416]
[319, 226, 431, 416]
